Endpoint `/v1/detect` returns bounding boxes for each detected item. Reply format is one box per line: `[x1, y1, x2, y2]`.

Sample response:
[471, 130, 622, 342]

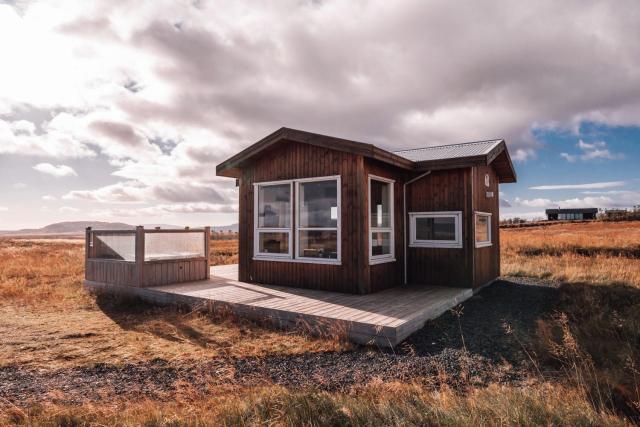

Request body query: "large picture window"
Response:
[253, 176, 340, 264]
[475, 212, 492, 248]
[409, 211, 462, 248]
[369, 175, 395, 263]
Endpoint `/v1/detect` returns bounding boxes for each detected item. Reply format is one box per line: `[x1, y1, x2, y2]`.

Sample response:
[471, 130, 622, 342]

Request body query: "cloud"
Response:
[560, 139, 624, 163]
[0, 206, 8, 212]
[12, 182, 27, 189]
[529, 181, 625, 190]
[33, 163, 77, 177]
[59, 206, 80, 213]
[499, 198, 512, 208]
[90, 202, 238, 218]
[63, 181, 230, 204]
[42, 195, 56, 201]
[514, 190, 640, 210]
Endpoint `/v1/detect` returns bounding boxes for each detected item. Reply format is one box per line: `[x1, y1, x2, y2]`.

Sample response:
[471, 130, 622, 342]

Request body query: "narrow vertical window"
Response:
[254, 182, 292, 258]
[369, 176, 395, 263]
[296, 177, 340, 261]
[475, 212, 492, 248]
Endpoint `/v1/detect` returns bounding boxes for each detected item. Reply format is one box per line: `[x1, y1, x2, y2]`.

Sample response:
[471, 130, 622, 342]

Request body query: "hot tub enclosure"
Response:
[217, 128, 517, 294]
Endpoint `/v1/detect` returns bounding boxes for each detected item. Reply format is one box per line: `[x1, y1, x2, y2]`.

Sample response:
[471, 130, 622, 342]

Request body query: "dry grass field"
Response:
[1, 223, 639, 426]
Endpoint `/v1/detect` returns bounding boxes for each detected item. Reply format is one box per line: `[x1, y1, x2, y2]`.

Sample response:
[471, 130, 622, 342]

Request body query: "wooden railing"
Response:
[85, 226, 211, 287]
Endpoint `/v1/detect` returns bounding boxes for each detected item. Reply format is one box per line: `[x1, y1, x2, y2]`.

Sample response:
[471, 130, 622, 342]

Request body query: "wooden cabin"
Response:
[545, 208, 598, 221]
[216, 128, 517, 294]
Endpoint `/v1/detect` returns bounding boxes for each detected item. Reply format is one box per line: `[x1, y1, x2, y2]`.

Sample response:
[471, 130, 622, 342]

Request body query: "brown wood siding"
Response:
[405, 168, 474, 287]
[86, 260, 137, 286]
[142, 259, 209, 287]
[238, 141, 365, 293]
[364, 158, 406, 292]
[472, 165, 500, 288]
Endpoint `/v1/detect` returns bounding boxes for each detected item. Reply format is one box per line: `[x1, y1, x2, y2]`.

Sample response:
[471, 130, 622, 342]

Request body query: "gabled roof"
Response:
[216, 127, 517, 183]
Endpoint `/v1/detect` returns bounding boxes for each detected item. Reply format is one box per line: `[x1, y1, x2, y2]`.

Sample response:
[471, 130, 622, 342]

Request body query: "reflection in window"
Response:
[298, 180, 338, 228]
[258, 184, 291, 228]
[415, 217, 456, 241]
[475, 212, 492, 247]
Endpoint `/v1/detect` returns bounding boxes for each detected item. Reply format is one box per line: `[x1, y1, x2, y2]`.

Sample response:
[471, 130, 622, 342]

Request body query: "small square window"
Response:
[409, 212, 462, 248]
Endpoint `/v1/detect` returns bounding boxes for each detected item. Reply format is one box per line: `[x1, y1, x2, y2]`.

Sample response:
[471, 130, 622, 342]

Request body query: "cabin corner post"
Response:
[204, 226, 211, 279]
[84, 227, 91, 280]
[135, 226, 145, 287]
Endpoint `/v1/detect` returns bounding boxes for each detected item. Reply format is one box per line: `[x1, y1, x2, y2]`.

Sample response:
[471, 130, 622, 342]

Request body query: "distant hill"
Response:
[0, 221, 239, 236]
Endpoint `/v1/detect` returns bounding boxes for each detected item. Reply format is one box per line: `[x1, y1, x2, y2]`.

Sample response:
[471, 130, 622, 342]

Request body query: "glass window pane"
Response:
[416, 217, 456, 241]
[299, 180, 338, 228]
[475, 215, 490, 242]
[258, 184, 291, 228]
[258, 232, 289, 254]
[371, 231, 391, 256]
[298, 230, 338, 259]
[145, 232, 205, 261]
[92, 233, 135, 261]
[370, 180, 391, 228]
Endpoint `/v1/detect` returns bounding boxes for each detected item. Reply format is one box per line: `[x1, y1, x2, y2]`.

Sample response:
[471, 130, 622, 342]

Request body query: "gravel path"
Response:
[0, 277, 559, 406]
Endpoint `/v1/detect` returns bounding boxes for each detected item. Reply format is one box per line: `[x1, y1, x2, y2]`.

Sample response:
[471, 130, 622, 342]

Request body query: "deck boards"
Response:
[84, 264, 472, 346]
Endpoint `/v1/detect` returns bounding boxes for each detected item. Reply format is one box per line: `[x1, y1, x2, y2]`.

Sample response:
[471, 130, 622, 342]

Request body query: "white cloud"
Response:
[41, 195, 56, 201]
[89, 202, 238, 218]
[12, 182, 27, 189]
[513, 190, 640, 210]
[560, 139, 624, 163]
[529, 181, 625, 190]
[59, 206, 80, 213]
[0, 206, 8, 212]
[33, 163, 77, 177]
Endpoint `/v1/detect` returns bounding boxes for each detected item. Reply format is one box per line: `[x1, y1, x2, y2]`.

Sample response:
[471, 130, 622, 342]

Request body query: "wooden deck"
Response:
[84, 264, 473, 347]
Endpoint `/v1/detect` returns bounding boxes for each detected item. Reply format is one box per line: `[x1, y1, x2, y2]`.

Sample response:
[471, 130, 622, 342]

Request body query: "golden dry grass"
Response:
[0, 238, 345, 370]
[4, 382, 628, 427]
[502, 221, 640, 286]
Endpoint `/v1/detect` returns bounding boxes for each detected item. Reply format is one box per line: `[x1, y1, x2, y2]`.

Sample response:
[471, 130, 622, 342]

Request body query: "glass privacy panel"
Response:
[298, 180, 338, 228]
[416, 217, 456, 241]
[258, 232, 289, 254]
[92, 233, 135, 261]
[144, 232, 205, 261]
[371, 231, 392, 256]
[475, 215, 490, 242]
[370, 180, 391, 228]
[298, 230, 338, 259]
[258, 184, 291, 228]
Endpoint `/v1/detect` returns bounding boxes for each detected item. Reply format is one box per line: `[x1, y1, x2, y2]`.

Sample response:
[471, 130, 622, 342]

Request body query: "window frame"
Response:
[474, 211, 492, 248]
[409, 211, 463, 248]
[253, 180, 294, 260]
[368, 175, 395, 265]
[295, 175, 341, 264]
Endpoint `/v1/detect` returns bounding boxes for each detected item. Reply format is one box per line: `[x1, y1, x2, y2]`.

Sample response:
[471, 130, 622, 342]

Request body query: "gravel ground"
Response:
[0, 277, 559, 406]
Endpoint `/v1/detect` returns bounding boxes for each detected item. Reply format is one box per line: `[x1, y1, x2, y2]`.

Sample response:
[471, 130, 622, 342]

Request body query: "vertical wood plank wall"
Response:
[472, 165, 501, 287]
[239, 141, 365, 293]
[405, 168, 474, 287]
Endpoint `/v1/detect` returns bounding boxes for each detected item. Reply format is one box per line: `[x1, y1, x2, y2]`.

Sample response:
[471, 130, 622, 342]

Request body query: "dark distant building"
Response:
[545, 208, 598, 221]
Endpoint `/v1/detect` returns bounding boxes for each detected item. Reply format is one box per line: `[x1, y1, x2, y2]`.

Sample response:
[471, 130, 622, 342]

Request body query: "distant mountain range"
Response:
[0, 221, 239, 236]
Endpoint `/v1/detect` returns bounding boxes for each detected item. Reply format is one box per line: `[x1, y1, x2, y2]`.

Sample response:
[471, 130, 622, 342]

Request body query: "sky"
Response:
[0, 0, 639, 229]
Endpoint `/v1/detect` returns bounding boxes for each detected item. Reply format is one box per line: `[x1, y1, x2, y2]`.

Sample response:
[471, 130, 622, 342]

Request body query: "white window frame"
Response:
[253, 180, 293, 260]
[474, 211, 492, 248]
[409, 211, 463, 248]
[252, 176, 341, 265]
[295, 175, 341, 265]
[368, 175, 395, 265]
